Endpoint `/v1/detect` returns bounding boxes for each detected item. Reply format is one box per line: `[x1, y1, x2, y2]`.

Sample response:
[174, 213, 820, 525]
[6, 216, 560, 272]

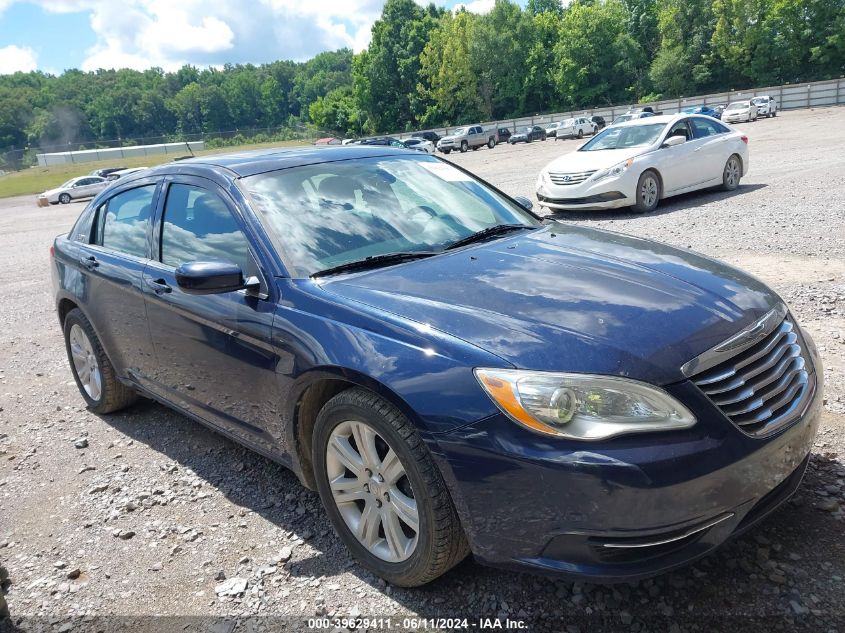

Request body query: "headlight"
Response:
[475, 368, 696, 440]
[591, 158, 634, 182]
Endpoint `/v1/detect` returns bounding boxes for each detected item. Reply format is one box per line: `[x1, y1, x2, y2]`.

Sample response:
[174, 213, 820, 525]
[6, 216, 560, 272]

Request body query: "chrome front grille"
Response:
[689, 315, 812, 437]
[548, 170, 596, 185]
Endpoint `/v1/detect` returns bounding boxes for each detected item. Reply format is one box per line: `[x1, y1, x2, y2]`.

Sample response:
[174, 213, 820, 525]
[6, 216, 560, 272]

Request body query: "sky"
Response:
[0, 0, 507, 75]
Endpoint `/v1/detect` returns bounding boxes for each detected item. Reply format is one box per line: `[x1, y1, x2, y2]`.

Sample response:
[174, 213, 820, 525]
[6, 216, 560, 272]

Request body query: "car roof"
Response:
[156, 145, 412, 178]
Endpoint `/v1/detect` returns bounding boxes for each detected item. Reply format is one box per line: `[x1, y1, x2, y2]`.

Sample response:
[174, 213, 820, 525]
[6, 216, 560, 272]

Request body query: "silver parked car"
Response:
[36, 176, 109, 206]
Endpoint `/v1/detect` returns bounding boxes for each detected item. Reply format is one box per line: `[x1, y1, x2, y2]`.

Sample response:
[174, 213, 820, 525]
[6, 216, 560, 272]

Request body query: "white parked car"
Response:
[722, 100, 759, 123]
[402, 138, 435, 154]
[36, 176, 109, 206]
[751, 95, 777, 118]
[536, 114, 749, 213]
[545, 122, 563, 138]
[554, 117, 596, 140]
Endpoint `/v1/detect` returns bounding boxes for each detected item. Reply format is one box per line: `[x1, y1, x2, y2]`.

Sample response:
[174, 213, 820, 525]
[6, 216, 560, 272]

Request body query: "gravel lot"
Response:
[1, 107, 844, 633]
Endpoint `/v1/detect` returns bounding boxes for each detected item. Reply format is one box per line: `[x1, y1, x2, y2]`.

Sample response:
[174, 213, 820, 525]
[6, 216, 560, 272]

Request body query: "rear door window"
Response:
[690, 118, 728, 138]
[97, 185, 157, 258]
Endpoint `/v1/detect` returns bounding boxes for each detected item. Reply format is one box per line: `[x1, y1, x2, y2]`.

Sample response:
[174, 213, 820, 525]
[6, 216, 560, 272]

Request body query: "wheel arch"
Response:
[289, 368, 431, 490]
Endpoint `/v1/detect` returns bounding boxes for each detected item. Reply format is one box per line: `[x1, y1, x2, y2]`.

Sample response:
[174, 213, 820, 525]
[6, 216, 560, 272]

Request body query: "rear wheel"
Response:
[63, 308, 137, 414]
[487, 138, 495, 149]
[631, 170, 660, 213]
[721, 154, 742, 191]
[59, 193, 71, 204]
[313, 388, 469, 587]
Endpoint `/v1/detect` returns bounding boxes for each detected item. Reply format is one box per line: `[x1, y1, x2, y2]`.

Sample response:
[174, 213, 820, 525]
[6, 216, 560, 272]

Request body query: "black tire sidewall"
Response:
[312, 395, 440, 584]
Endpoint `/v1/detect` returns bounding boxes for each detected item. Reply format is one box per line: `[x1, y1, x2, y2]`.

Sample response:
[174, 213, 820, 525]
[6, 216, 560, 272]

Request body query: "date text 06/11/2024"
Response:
[307, 617, 529, 630]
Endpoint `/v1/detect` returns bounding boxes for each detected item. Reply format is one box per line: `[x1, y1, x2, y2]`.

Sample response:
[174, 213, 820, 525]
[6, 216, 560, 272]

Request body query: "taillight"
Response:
[49, 245, 55, 258]
[740, 135, 748, 145]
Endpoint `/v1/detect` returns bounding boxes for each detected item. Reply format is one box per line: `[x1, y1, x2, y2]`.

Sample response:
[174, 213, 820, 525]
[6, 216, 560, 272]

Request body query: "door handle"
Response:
[83, 255, 99, 270]
[145, 277, 172, 294]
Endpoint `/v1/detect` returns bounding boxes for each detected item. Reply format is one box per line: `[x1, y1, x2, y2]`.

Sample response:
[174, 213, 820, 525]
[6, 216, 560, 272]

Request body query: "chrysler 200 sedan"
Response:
[51, 146, 821, 587]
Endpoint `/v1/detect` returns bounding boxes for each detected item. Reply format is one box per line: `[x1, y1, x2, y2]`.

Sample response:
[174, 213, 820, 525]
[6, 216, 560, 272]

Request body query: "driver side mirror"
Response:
[175, 260, 256, 295]
[513, 195, 533, 211]
[662, 135, 686, 148]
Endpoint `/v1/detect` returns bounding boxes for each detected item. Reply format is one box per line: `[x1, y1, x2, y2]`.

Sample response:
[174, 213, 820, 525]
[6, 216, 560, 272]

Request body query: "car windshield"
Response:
[751, 97, 764, 104]
[242, 155, 540, 277]
[451, 127, 467, 136]
[726, 102, 747, 110]
[611, 114, 632, 124]
[60, 179, 78, 188]
[578, 123, 665, 151]
[562, 119, 574, 126]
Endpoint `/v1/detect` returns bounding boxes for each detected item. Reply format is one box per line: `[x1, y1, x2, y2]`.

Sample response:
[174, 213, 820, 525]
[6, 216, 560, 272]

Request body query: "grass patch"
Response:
[0, 139, 310, 199]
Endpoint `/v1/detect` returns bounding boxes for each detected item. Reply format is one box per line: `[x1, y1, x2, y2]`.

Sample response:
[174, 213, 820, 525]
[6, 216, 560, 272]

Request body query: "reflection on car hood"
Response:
[320, 224, 779, 385]
[545, 147, 650, 172]
[42, 187, 63, 196]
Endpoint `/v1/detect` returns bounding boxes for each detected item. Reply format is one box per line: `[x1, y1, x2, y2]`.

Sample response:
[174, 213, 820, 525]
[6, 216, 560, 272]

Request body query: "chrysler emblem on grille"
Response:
[714, 309, 781, 353]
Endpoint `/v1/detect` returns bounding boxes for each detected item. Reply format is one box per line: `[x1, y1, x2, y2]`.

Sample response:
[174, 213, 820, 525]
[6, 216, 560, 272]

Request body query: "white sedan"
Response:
[402, 138, 435, 154]
[536, 114, 749, 213]
[36, 176, 109, 207]
[722, 100, 759, 123]
[554, 117, 596, 140]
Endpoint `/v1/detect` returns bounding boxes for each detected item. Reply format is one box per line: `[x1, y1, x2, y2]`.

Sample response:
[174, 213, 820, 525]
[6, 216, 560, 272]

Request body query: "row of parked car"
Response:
[36, 166, 148, 206]
[334, 96, 776, 159]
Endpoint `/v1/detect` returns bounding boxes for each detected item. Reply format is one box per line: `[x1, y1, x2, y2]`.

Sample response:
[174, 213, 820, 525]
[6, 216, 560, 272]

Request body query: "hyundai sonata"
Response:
[52, 146, 820, 586]
[536, 114, 749, 213]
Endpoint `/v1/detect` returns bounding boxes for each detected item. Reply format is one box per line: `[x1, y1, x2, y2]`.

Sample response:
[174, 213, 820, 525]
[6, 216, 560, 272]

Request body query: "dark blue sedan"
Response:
[51, 146, 822, 586]
[682, 105, 722, 119]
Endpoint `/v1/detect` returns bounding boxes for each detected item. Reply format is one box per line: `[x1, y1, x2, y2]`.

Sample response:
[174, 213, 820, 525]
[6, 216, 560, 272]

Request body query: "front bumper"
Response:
[432, 375, 822, 582]
[536, 172, 636, 210]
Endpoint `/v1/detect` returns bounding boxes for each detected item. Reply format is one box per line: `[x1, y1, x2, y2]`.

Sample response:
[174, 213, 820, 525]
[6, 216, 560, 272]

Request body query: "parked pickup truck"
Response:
[436, 125, 497, 154]
[751, 95, 777, 118]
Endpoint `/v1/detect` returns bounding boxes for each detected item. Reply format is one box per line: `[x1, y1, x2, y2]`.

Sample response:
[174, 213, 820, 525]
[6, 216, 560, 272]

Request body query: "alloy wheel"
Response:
[326, 420, 419, 563]
[725, 157, 740, 187]
[639, 175, 658, 208]
[69, 323, 102, 401]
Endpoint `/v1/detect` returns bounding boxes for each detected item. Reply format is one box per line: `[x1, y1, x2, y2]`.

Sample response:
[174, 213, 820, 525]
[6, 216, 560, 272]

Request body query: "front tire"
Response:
[313, 388, 469, 587]
[63, 308, 137, 414]
[721, 154, 742, 191]
[59, 193, 71, 204]
[631, 170, 661, 213]
[577, 129, 584, 139]
[460, 141, 468, 153]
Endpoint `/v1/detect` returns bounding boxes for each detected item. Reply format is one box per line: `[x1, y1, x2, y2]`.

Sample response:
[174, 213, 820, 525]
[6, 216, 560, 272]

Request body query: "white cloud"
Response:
[454, 0, 495, 13]
[2, 0, 388, 71]
[0, 44, 37, 74]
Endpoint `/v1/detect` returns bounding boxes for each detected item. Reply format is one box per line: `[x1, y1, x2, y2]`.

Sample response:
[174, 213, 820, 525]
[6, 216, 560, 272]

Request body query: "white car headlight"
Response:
[591, 157, 634, 182]
[475, 368, 696, 440]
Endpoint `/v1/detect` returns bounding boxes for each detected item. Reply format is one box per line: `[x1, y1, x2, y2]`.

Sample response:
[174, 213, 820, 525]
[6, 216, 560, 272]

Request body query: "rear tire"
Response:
[63, 308, 137, 414]
[721, 154, 742, 191]
[631, 170, 660, 213]
[487, 138, 495, 149]
[313, 388, 469, 587]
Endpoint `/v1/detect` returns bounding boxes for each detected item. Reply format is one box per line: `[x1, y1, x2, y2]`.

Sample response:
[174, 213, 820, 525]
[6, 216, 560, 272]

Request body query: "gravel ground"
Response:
[1, 107, 844, 633]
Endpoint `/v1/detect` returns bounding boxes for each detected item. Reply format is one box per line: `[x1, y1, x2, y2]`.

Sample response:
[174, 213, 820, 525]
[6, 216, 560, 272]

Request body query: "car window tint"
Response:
[160, 183, 252, 273]
[690, 118, 725, 138]
[99, 185, 156, 258]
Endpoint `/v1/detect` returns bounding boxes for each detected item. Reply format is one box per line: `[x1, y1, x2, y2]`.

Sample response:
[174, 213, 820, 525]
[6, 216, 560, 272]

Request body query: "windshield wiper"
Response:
[445, 224, 535, 250]
[311, 251, 438, 278]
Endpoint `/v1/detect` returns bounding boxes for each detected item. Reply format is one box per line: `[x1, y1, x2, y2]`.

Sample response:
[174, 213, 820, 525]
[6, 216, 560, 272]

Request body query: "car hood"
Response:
[42, 187, 64, 197]
[544, 147, 654, 173]
[318, 224, 780, 385]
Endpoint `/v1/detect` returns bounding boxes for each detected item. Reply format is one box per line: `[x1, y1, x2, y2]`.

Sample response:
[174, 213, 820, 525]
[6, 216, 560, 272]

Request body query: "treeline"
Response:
[1, 0, 844, 153]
